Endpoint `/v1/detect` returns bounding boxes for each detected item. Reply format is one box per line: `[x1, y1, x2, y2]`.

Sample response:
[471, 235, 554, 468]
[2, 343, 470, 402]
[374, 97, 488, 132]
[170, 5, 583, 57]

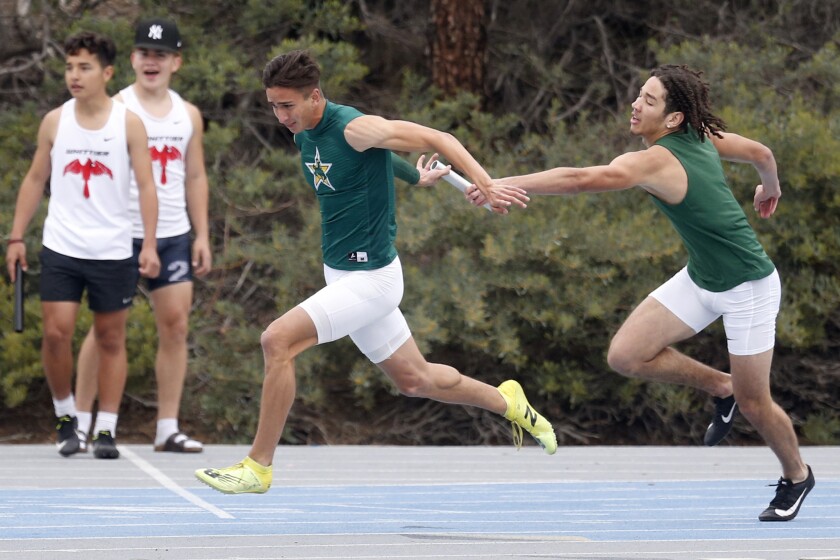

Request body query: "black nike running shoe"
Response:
[703, 394, 738, 446]
[759, 465, 815, 521]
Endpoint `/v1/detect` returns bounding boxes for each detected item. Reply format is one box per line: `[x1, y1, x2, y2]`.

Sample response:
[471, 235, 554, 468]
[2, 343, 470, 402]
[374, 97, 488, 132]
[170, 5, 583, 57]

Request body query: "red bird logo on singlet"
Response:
[150, 145, 182, 185]
[63, 159, 113, 198]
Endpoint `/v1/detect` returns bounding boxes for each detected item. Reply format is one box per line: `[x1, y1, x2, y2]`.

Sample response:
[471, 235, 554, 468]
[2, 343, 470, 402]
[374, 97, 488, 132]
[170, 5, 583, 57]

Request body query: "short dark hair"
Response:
[262, 50, 321, 93]
[64, 31, 117, 68]
[650, 64, 726, 141]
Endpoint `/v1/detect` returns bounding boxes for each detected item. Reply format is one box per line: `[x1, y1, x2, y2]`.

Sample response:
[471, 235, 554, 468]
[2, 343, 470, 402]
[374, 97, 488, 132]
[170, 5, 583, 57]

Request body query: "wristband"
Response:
[7, 239, 24, 245]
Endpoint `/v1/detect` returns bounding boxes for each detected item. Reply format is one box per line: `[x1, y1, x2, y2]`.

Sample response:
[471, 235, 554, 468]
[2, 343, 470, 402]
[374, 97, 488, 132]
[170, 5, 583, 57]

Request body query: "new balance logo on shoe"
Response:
[195, 458, 272, 494]
[496, 380, 557, 455]
[523, 406, 538, 427]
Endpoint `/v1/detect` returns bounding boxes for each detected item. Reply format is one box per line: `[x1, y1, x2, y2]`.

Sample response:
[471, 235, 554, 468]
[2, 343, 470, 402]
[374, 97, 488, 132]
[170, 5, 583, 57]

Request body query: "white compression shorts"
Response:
[299, 256, 411, 364]
[649, 266, 781, 356]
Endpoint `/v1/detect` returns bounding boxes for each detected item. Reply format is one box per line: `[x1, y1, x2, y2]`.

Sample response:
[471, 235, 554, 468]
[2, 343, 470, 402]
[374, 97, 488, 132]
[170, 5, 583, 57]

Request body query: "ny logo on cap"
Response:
[148, 24, 164, 41]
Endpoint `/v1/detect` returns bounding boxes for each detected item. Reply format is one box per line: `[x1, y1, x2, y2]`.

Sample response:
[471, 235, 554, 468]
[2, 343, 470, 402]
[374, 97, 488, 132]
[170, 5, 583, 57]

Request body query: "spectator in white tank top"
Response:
[74, 18, 212, 454]
[5, 31, 160, 460]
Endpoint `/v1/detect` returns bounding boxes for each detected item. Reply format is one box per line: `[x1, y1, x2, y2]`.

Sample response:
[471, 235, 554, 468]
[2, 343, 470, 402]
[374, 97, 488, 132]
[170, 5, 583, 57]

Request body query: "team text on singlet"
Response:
[119, 85, 193, 239]
[44, 98, 133, 260]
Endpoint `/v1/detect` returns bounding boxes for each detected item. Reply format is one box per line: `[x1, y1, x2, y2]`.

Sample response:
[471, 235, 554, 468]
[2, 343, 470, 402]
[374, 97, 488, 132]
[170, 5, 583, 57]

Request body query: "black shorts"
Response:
[40, 247, 136, 312]
[134, 232, 193, 291]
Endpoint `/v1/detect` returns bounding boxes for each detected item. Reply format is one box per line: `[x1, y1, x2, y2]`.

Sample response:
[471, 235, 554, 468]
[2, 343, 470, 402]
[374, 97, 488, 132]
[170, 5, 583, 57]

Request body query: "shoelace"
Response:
[767, 478, 795, 506]
[509, 421, 523, 450]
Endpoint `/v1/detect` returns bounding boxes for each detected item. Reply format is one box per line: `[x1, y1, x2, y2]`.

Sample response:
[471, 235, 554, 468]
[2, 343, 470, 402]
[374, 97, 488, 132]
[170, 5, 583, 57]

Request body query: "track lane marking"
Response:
[120, 446, 234, 520]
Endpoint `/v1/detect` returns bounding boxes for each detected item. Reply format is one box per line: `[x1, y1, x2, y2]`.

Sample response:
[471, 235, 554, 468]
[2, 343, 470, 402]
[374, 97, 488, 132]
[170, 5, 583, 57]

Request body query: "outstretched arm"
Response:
[500, 149, 678, 195]
[466, 147, 687, 206]
[344, 115, 528, 214]
[499, 164, 630, 195]
[465, 162, 633, 207]
[710, 132, 781, 218]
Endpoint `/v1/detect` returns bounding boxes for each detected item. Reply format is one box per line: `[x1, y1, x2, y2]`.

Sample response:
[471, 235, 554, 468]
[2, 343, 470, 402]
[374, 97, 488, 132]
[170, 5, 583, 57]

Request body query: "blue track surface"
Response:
[3, 479, 838, 541]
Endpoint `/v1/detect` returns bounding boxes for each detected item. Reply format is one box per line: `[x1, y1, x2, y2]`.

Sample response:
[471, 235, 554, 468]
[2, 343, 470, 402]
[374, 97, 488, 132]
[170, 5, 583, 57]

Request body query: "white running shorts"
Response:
[649, 266, 781, 356]
[299, 256, 411, 364]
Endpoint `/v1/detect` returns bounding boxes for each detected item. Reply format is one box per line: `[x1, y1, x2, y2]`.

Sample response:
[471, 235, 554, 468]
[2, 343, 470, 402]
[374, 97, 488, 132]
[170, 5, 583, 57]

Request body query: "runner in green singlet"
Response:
[469, 64, 813, 522]
[197, 50, 557, 495]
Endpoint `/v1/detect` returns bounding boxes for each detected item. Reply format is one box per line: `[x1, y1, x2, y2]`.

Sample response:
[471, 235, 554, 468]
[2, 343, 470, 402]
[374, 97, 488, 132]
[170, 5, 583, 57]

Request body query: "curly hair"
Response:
[64, 31, 116, 68]
[650, 64, 726, 141]
[263, 50, 321, 93]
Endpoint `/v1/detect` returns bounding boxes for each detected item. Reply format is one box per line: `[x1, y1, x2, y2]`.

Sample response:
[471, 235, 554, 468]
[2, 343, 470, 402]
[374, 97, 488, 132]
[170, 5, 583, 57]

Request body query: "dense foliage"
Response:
[1, 0, 838, 446]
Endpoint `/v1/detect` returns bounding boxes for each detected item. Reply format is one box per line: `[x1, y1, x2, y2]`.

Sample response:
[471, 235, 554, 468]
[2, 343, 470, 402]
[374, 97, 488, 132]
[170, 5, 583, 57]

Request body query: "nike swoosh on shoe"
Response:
[721, 403, 737, 423]
[774, 492, 807, 518]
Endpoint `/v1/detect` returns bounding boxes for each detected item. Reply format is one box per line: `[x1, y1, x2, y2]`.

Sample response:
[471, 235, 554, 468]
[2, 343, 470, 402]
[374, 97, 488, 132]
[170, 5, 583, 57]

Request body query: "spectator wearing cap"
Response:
[75, 18, 212, 454]
[133, 18, 183, 52]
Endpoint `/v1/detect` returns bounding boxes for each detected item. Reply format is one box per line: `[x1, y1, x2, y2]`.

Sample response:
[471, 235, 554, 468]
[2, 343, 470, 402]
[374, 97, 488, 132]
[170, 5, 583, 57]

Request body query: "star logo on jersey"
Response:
[63, 158, 113, 198]
[305, 147, 334, 191]
[150, 145, 182, 185]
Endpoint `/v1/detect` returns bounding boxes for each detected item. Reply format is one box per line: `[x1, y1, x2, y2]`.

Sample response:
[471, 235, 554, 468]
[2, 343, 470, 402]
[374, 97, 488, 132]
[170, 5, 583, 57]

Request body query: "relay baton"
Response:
[430, 160, 493, 211]
[14, 261, 24, 332]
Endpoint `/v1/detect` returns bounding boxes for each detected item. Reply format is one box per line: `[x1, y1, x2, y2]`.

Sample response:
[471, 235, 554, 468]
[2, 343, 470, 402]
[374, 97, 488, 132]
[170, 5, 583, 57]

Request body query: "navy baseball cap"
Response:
[134, 18, 182, 52]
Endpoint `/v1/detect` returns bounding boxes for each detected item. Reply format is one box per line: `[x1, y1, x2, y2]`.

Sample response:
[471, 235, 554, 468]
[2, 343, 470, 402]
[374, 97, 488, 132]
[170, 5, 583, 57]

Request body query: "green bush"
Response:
[2, 3, 838, 445]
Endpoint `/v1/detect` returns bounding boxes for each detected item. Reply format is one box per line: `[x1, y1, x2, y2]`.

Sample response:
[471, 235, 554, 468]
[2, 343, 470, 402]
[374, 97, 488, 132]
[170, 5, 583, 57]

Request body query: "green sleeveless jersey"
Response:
[652, 128, 775, 292]
[295, 101, 398, 270]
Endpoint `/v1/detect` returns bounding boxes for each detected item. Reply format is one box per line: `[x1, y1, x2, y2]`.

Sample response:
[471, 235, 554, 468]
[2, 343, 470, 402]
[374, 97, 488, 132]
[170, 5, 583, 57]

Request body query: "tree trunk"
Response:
[430, 0, 486, 97]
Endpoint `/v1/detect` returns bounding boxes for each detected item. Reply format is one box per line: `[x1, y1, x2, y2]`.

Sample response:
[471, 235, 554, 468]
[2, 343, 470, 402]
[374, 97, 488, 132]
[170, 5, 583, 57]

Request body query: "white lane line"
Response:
[120, 446, 234, 519]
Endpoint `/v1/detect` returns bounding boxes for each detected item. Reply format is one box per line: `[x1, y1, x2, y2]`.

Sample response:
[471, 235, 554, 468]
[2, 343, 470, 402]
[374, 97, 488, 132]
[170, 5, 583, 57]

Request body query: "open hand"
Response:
[466, 182, 529, 215]
[415, 153, 452, 187]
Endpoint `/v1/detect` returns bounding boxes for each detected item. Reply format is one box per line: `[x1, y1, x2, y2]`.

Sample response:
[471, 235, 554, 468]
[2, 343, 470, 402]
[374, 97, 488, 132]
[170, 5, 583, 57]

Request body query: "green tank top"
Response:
[295, 101, 398, 270]
[652, 128, 775, 292]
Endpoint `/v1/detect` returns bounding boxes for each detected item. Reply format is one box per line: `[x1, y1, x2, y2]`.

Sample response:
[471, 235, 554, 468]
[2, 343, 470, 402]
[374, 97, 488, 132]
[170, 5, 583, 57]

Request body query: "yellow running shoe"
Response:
[195, 456, 272, 494]
[498, 380, 557, 455]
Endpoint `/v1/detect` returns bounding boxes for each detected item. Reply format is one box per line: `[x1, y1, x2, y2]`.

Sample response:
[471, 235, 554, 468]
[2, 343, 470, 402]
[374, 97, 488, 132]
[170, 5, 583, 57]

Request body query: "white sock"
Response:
[53, 395, 77, 418]
[93, 412, 118, 437]
[155, 418, 179, 446]
[76, 411, 92, 436]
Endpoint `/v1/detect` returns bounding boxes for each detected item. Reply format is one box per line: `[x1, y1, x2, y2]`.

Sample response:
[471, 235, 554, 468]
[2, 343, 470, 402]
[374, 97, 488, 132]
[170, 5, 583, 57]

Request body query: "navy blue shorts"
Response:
[39, 247, 136, 312]
[133, 232, 193, 291]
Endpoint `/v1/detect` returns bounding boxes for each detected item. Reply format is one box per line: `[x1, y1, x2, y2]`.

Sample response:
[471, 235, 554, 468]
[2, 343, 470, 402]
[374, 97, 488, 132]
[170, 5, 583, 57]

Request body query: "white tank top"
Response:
[119, 85, 193, 238]
[44, 99, 132, 260]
